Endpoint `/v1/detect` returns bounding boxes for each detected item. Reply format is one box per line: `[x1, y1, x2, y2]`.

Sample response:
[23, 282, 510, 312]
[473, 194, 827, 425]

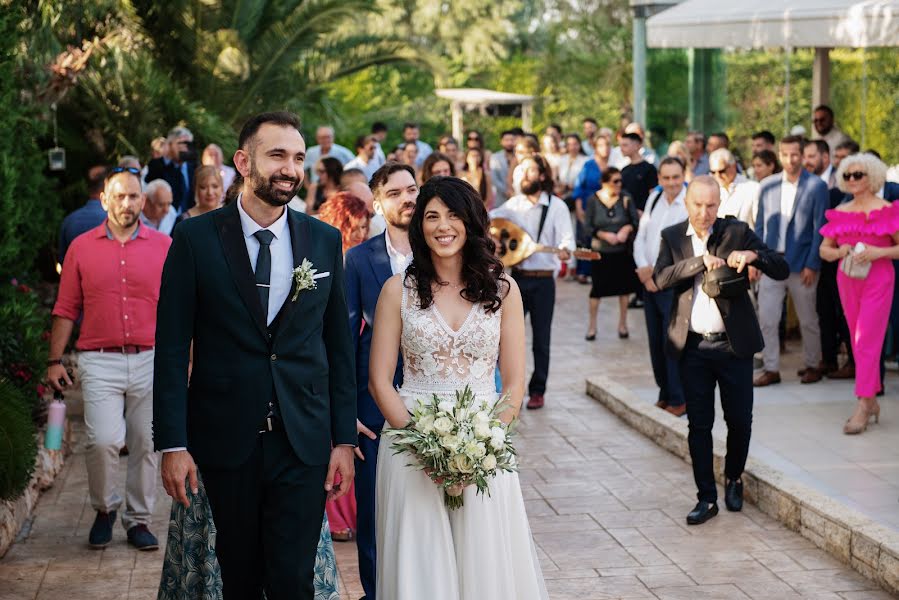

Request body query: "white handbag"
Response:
[840, 242, 872, 280]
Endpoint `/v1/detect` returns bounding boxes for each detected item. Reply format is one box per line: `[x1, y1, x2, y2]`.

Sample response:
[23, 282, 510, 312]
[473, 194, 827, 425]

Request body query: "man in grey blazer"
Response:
[753, 135, 829, 386]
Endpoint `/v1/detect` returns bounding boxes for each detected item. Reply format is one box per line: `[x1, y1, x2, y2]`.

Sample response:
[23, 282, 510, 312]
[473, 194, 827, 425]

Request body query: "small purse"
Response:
[702, 265, 749, 299]
[840, 242, 872, 280]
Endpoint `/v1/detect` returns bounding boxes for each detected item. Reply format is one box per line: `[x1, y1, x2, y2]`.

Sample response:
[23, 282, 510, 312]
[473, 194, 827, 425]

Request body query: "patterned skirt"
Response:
[157, 476, 339, 600]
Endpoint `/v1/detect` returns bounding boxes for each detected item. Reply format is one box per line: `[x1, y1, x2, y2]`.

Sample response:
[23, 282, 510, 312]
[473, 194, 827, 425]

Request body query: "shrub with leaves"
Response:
[0, 378, 38, 501]
[0, 279, 50, 419]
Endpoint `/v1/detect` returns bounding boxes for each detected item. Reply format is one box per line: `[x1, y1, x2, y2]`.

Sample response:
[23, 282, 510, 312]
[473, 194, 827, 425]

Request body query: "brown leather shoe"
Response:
[664, 404, 686, 417]
[526, 394, 545, 410]
[827, 363, 855, 379]
[655, 399, 669, 410]
[753, 371, 781, 387]
[800, 368, 823, 384]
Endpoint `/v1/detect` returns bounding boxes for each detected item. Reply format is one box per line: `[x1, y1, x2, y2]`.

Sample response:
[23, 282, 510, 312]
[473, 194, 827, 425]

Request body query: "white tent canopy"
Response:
[647, 0, 899, 48]
[435, 88, 535, 141]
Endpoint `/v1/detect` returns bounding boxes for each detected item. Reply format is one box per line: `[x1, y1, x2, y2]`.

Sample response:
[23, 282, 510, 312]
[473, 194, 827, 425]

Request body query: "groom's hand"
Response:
[325, 446, 355, 501]
[162, 450, 199, 508]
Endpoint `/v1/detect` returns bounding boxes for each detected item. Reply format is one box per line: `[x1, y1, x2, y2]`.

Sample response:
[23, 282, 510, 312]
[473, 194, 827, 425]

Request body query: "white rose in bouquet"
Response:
[437, 400, 456, 414]
[440, 433, 462, 451]
[433, 416, 454, 435]
[472, 411, 491, 438]
[463, 440, 487, 460]
[489, 426, 506, 451]
[416, 413, 436, 433]
[482, 454, 497, 471]
[451, 453, 475, 474]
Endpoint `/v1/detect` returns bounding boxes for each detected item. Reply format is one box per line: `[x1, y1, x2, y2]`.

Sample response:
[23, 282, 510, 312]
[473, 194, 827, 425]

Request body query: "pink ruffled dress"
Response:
[819, 202, 899, 397]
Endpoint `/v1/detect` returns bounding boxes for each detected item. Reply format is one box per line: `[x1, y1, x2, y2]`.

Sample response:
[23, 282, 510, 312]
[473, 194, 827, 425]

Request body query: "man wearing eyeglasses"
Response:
[753, 136, 829, 387]
[47, 166, 171, 551]
[710, 149, 759, 228]
[811, 105, 850, 158]
[145, 126, 197, 214]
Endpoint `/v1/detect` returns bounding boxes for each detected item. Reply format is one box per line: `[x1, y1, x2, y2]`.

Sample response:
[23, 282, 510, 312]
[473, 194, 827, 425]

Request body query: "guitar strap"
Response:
[537, 202, 550, 243]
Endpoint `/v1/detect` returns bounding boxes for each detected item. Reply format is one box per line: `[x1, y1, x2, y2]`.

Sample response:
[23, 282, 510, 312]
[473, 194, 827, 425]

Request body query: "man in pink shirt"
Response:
[47, 166, 171, 551]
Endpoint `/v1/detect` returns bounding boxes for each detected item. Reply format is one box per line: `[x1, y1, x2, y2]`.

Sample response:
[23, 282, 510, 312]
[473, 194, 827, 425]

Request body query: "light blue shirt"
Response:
[237, 196, 293, 325]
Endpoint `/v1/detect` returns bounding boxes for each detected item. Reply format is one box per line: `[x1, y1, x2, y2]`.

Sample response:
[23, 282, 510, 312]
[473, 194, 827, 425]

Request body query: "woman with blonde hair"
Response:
[667, 140, 693, 181]
[819, 153, 899, 434]
[175, 165, 223, 223]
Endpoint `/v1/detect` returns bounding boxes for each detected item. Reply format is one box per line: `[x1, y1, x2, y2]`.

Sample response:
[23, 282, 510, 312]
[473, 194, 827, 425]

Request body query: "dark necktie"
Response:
[253, 229, 275, 322]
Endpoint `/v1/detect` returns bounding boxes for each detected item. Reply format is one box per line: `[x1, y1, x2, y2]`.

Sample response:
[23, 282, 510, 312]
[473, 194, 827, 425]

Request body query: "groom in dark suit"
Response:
[344, 161, 418, 600]
[153, 111, 356, 599]
[654, 176, 788, 526]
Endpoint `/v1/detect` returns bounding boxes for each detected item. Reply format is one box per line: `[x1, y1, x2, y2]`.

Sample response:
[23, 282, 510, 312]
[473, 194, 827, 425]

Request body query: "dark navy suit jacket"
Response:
[755, 170, 828, 273]
[344, 233, 403, 429]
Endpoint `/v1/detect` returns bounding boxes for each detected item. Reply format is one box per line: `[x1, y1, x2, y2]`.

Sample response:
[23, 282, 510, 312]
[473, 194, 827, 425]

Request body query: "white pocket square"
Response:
[312, 272, 331, 280]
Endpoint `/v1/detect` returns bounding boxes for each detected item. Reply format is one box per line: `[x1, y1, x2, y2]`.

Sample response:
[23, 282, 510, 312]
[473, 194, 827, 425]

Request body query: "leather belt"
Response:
[512, 269, 554, 278]
[85, 345, 154, 354]
[689, 331, 728, 343]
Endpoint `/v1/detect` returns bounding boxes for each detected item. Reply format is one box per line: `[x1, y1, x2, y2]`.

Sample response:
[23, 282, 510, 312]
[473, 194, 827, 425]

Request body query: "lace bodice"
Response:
[400, 283, 501, 400]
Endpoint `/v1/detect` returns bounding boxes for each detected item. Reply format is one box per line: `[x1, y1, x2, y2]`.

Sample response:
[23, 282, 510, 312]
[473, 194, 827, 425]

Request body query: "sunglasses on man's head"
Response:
[110, 166, 141, 176]
[842, 171, 866, 181]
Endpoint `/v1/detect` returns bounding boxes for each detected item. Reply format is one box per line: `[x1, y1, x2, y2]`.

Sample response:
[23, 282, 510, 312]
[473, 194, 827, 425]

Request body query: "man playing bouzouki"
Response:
[490, 154, 575, 410]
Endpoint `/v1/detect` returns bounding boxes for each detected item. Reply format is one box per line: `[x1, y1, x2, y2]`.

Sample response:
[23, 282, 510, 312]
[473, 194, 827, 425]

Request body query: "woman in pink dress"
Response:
[819, 153, 899, 434]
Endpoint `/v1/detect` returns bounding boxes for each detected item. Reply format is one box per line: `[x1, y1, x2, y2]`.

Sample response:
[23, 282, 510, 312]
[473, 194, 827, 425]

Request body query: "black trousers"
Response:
[514, 274, 555, 395]
[643, 289, 685, 407]
[200, 427, 328, 600]
[679, 334, 753, 504]
[817, 262, 853, 366]
[354, 424, 382, 600]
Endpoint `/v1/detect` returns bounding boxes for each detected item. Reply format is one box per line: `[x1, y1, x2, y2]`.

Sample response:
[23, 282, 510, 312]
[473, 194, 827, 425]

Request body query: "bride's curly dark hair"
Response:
[406, 176, 507, 313]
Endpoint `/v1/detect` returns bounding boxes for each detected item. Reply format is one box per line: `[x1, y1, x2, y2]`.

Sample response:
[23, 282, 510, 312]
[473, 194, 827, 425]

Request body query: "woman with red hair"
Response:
[318, 192, 371, 253]
[315, 191, 369, 541]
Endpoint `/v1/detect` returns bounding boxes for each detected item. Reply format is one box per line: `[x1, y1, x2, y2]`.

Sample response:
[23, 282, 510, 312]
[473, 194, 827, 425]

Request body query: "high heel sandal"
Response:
[585, 331, 596, 341]
[843, 401, 880, 435]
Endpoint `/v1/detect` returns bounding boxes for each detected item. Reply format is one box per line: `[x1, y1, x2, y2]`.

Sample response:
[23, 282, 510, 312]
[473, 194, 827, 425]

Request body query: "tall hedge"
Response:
[0, 3, 57, 278]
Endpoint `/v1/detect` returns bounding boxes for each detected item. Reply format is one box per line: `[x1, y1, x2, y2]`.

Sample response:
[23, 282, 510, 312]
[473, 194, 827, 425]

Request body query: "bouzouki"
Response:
[489, 218, 600, 269]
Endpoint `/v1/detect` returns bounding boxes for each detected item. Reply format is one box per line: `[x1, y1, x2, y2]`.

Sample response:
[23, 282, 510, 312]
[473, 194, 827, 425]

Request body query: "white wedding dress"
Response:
[375, 284, 549, 599]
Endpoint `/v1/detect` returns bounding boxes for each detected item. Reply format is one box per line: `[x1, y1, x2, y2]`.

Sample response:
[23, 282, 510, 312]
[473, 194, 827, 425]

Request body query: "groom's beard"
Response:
[248, 161, 300, 207]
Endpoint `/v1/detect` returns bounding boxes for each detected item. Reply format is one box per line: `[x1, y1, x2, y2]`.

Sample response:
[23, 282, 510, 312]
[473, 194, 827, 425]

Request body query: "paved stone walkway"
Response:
[1, 279, 895, 599]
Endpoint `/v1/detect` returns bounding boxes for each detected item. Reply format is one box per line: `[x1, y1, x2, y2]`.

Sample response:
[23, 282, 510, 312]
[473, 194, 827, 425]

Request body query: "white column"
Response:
[632, 5, 648, 127]
[451, 101, 463, 142]
[521, 102, 533, 133]
[812, 47, 831, 108]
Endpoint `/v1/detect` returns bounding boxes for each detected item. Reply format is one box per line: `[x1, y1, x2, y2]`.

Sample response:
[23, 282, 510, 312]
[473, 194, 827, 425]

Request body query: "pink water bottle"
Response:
[44, 391, 66, 450]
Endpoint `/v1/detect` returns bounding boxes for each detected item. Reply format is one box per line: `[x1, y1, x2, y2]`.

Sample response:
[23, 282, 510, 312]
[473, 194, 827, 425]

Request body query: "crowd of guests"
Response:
[49, 105, 898, 586]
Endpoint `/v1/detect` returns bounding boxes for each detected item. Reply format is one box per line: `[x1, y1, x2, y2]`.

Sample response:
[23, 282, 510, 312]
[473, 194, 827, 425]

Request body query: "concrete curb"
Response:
[586, 375, 899, 596]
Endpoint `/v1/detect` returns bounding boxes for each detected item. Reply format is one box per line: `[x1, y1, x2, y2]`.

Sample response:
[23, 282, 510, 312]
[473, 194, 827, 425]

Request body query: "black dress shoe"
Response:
[725, 479, 743, 512]
[88, 510, 116, 548]
[686, 501, 719, 525]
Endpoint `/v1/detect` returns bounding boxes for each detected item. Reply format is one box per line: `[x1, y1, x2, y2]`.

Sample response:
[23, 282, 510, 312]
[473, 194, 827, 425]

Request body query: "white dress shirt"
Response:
[818, 164, 834, 188]
[686, 223, 726, 334]
[777, 177, 799, 252]
[609, 146, 660, 170]
[718, 177, 760, 229]
[490, 192, 574, 273]
[140, 205, 178, 236]
[237, 196, 293, 325]
[634, 187, 688, 268]
[557, 154, 589, 189]
[385, 229, 413, 276]
[343, 156, 379, 181]
[305, 144, 355, 183]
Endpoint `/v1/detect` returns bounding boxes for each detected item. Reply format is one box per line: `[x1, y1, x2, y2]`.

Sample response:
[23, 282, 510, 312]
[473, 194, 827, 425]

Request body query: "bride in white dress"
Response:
[368, 176, 548, 599]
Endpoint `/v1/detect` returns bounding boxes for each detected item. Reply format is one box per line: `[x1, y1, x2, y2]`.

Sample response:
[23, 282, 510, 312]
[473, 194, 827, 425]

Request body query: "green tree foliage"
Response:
[0, 1, 57, 277]
[0, 378, 38, 501]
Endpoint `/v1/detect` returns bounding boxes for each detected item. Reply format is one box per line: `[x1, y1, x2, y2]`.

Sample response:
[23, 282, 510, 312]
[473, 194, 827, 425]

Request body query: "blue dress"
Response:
[157, 477, 339, 599]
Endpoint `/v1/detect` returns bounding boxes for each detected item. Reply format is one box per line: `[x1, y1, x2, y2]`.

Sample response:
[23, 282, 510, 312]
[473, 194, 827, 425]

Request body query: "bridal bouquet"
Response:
[388, 385, 518, 510]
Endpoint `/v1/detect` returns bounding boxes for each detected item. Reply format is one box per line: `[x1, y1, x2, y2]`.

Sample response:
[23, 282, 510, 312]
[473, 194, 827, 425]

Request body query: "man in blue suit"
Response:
[753, 135, 829, 386]
[344, 161, 418, 600]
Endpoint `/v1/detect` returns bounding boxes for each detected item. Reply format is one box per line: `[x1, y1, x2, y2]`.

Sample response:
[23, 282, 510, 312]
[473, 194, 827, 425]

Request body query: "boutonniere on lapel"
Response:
[290, 259, 331, 301]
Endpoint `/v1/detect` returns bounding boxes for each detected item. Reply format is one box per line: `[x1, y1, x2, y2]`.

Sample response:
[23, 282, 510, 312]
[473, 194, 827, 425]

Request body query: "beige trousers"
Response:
[757, 273, 822, 372]
[78, 350, 157, 529]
